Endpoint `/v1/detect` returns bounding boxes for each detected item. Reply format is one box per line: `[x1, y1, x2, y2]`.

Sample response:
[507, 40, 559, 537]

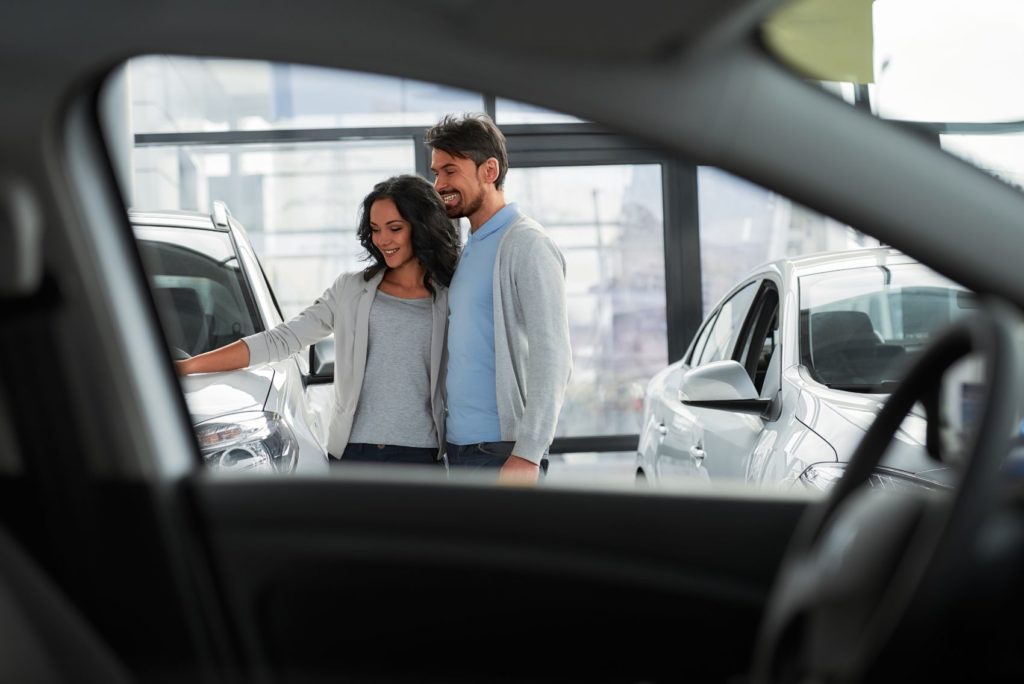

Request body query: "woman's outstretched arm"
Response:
[176, 340, 250, 375]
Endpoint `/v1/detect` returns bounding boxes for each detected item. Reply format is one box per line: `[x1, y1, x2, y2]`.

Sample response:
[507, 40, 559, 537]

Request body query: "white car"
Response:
[132, 202, 330, 474]
[637, 248, 975, 492]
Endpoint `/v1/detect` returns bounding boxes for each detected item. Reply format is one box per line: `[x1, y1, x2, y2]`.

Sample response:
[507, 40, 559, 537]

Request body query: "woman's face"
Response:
[369, 197, 416, 271]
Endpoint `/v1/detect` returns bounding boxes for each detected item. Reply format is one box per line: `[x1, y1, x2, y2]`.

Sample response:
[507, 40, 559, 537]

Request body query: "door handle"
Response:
[689, 445, 705, 463]
[656, 422, 668, 436]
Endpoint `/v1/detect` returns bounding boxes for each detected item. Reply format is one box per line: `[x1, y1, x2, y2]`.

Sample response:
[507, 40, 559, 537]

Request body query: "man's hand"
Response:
[498, 454, 539, 485]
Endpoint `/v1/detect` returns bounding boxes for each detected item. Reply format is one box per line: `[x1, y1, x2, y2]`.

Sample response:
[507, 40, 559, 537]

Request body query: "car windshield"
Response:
[764, 0, 1024, 190]
[800, 261, 975, 391]
[134, 224, 261, 357]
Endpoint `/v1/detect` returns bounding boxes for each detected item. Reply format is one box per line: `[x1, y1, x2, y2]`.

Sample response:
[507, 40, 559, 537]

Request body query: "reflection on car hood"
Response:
[796, 379, 955, 486]
[180, 368, 274, 425]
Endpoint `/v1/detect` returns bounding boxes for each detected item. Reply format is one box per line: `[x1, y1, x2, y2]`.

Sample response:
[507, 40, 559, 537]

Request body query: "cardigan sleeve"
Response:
[242, 274, 346, 365]
[508, 231, 573, 462]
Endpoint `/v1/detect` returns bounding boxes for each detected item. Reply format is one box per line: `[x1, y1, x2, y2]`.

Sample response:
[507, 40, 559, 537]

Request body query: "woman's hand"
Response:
[173, 340, 250, 376]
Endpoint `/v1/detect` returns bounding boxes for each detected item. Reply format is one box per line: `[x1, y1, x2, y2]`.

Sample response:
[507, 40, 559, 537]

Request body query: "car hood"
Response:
[180, 368, 275, 425]
[795, 377, 955, 486]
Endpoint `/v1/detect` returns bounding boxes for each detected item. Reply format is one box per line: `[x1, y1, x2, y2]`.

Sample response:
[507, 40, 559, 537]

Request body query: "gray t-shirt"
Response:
[348, 291, 437, 448]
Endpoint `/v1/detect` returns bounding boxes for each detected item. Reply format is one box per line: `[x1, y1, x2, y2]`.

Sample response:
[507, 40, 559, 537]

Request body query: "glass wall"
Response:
[130, 56, 483, 133]
[495, 98, 585, 125]
[122, 54, 895, 488]
[697, 166, 879, 314]
[133, 140, 416, 316]
[506, 165, 667, 438]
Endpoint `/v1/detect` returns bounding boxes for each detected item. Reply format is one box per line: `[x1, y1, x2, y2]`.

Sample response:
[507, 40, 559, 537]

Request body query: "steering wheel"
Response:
[752, 303, 1022, 683]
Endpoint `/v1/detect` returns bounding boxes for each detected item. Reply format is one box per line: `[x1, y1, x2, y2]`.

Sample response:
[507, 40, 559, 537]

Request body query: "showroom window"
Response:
[114, 54, 893, 487]
[133, 140, 416, 316]
[506, 164, 667, 438]
[697, 166, 878, 315]
[130, 56, 483, 133]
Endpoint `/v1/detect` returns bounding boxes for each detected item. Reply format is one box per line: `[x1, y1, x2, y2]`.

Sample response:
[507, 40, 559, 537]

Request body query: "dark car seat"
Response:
[810, 310, 904, 385]
[0, 525, 133, 683]
[153, 287, 210, 356]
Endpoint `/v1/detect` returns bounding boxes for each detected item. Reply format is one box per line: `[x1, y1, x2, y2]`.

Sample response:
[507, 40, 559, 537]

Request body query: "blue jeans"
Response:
[446, 441, 549, 475]
[332, 443, 441, 466]
[446, 441, 515, 469]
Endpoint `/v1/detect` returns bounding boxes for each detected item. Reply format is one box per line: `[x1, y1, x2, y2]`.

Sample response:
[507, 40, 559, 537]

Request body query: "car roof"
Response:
[127, 209, 223, 232]
[777, 247, 918, 279]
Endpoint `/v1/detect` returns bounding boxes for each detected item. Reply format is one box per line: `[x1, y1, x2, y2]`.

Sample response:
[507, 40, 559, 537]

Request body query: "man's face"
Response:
[430, 148, 488, 220]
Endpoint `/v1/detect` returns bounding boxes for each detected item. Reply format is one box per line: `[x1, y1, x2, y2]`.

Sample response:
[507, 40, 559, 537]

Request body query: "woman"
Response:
[177, 174, 460, 466]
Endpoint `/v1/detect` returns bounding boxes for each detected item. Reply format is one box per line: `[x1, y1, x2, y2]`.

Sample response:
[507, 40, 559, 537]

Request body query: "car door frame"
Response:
[653, 277, 763, 483]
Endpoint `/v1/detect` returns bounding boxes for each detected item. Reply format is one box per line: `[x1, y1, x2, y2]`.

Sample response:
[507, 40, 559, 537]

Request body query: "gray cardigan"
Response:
[242, 270, 448, 459]
[493, 215, 573, 463]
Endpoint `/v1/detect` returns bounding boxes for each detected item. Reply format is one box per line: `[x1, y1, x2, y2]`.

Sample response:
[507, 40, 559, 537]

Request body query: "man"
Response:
[426, 113, 572, 484]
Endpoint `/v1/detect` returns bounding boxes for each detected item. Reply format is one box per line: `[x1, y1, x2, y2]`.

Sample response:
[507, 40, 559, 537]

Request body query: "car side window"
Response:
[686, 311, 719, 366]
[697, 281, 759, 366]
[735, 284, 780, 395]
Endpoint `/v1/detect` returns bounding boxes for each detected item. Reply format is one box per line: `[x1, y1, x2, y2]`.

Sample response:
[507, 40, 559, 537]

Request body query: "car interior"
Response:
[807, 310, 906, 387]
[153, 286, 212, 357]
[2, 1, 1024, 683]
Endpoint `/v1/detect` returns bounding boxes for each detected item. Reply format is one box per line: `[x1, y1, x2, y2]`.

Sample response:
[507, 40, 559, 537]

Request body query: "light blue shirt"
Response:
[446, 203, 520, 444]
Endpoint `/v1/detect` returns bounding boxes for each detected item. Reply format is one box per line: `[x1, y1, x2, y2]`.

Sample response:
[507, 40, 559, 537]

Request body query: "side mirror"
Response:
[679, 360, 773, 418]
[307, 336, 335, 385]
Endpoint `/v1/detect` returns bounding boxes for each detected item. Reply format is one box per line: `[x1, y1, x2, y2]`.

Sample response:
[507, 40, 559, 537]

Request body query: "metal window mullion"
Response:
[663, 158, 702, 363]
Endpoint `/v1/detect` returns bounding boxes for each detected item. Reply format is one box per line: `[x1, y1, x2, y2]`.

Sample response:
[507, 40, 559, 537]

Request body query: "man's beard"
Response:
[448, 184, 485, 219]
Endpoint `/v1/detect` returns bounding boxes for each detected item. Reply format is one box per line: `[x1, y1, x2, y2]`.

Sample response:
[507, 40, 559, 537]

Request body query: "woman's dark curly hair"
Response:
[357, 174, 461, 297]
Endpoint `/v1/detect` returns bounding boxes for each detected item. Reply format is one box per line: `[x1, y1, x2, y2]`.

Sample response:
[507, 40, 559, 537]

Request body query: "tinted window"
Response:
[800, 262, 975, 391]
[135, 224, 261, 357]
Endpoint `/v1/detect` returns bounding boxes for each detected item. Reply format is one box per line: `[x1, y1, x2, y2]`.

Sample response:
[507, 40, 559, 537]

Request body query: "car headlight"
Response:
[195, 411, 298, 473]
[799, 462, 947, 493]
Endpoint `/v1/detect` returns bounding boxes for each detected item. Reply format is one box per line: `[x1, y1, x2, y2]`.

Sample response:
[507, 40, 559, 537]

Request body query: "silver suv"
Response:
[132, 202, 330, 474]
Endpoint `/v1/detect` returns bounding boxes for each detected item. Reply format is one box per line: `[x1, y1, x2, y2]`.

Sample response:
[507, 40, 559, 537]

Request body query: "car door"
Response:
[229, 216, 332, 461]
[695, 281, 781, 483]
[655, 280, 761, 483]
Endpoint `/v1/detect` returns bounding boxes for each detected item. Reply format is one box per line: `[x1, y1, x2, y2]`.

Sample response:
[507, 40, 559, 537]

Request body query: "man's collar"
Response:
[470, 203, 519, 241]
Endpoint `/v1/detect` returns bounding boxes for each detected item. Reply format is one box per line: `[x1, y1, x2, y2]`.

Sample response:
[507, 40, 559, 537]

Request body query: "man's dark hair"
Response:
[424, 113, 509, 190]
[357, 174, 461, 296]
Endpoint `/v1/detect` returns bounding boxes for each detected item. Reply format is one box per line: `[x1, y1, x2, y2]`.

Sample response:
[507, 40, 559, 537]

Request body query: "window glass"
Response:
[496, 98, 586, 125]
[800, 262, 975, 391]
[132, 140, 415, 317]
[871, 0, 1024, 124]
[687, 312, 719, 366]
[697, 281, 758, 366]
[698, 167, 879, 316]
[130, 56, 484, 133]
[505, 164, 667, 437]
[739, 292, 780, 395]
[940, 133, 1024, 191]
[134, 225, 260, 356]
[765, 1, 1024, 193]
